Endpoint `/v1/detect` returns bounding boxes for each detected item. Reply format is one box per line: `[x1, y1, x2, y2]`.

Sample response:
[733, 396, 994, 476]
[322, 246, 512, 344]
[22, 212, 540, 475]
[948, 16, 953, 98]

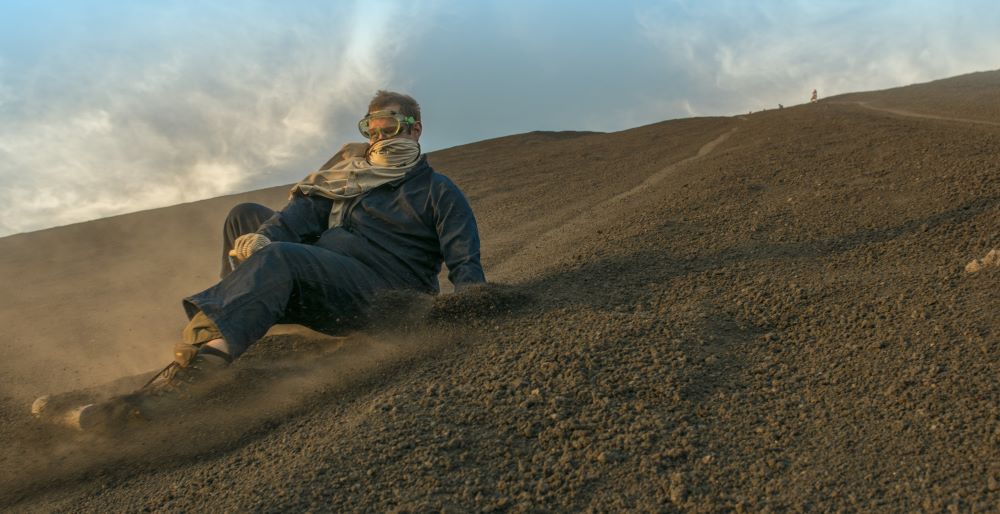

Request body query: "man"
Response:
[34, 90, 486, 431]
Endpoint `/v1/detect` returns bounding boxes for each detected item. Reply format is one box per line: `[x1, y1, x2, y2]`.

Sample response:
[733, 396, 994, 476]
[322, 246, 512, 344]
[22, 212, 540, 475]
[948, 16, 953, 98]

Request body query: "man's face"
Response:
[365, 104, 422, 144]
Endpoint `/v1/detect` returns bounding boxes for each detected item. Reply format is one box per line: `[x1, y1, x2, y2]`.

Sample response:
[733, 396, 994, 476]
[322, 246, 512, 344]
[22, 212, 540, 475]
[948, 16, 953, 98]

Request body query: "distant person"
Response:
[34, 90, 487, 431]
[810, 89, 818, 103]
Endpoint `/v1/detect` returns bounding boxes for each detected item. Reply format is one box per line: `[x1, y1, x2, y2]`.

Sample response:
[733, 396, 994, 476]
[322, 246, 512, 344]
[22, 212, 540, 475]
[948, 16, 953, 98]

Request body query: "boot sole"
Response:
[31, 395, 97, 431]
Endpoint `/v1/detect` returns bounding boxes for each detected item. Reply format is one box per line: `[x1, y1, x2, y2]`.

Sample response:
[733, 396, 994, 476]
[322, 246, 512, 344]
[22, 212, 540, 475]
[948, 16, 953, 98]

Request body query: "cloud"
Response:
[2, 0, 998, 237]
[635, 0, 1000, 116]
[0, 0, 427, 236]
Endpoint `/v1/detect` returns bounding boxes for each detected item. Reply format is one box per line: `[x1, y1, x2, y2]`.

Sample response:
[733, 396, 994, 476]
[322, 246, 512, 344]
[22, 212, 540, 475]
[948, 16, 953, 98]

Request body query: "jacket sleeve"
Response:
[433, 177, 487, 291]
[256, 192, 333, 243]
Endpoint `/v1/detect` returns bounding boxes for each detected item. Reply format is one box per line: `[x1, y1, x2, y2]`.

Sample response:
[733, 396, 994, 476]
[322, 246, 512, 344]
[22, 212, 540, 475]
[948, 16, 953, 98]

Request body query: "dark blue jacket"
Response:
[255, 156, 486, 294]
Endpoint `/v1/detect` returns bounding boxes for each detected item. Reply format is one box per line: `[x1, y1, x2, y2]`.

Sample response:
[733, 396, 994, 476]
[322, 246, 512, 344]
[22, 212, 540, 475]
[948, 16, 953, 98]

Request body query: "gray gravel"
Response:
[2, 71, 1000, 512]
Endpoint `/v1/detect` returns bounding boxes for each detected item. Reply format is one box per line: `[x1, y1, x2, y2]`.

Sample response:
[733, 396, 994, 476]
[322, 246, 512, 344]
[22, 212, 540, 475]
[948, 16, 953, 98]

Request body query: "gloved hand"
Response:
[229, 233, 271, 265]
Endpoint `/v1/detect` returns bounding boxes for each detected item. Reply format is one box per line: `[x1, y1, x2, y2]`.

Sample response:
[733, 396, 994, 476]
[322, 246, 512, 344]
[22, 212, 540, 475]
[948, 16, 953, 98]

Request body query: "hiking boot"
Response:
[31, 392, 140, 433]
[128, 347, 232, 421]
[37, 347, 231, 433]
[31, 347, 231, 433]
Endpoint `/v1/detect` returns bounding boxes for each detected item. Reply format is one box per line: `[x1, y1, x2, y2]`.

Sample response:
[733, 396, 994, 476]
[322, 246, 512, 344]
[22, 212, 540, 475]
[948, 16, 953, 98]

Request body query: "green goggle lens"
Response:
[358, 111, 415, 139]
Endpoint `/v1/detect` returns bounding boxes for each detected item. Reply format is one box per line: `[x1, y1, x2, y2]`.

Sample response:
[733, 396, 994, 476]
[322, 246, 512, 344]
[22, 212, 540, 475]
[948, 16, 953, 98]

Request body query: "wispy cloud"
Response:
[635, 0, 1000, 116]
[0, 1, 424, 236]
[1, 0, 997, 236]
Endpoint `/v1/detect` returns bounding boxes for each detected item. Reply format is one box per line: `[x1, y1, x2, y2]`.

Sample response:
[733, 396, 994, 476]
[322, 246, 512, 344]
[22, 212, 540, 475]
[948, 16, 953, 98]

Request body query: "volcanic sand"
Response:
[1, 70, 999, 511]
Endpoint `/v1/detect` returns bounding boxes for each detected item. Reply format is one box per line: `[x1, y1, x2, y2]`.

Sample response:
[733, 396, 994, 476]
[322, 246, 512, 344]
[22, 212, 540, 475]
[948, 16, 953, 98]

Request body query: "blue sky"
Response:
[1, 0, 998, 236]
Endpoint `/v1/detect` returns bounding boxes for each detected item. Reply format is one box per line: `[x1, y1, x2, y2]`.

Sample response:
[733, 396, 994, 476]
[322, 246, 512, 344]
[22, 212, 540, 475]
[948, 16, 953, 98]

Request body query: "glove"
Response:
[229, 233, 271, 265]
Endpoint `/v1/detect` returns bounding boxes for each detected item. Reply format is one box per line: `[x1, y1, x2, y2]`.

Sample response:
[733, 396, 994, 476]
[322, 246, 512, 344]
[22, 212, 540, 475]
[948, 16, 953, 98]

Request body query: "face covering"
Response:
[366, 137, 421, 168]
[290, 138, 423, 229]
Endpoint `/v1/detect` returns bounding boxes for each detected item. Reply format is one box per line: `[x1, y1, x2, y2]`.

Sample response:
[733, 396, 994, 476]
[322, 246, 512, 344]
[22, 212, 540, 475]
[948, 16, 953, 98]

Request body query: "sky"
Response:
[1, 0, 998, 237]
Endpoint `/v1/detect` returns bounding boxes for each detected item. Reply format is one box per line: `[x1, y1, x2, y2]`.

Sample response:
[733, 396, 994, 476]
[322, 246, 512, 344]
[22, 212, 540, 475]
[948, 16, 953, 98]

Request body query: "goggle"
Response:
[358, 110, 417, 139]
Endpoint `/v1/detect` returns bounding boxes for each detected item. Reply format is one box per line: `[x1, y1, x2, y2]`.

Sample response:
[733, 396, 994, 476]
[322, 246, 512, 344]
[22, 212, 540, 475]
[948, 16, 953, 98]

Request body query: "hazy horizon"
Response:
[2, 0, 998, 237]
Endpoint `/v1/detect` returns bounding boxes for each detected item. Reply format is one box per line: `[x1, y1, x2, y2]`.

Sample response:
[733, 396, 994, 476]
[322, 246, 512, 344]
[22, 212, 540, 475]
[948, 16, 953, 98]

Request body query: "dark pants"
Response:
[219, 202, 274, 279]
[184, 203, 391, 358]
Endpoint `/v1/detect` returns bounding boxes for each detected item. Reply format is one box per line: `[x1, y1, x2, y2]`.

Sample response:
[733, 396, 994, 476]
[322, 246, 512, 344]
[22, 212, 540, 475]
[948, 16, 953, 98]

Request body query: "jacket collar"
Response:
[388, 155, 431, 189]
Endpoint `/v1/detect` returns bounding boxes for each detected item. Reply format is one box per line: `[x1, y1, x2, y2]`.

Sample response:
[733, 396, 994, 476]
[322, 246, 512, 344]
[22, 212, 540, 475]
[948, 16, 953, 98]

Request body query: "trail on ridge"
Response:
[489, 125, 739, 282]
[835, 99, 1000, 127]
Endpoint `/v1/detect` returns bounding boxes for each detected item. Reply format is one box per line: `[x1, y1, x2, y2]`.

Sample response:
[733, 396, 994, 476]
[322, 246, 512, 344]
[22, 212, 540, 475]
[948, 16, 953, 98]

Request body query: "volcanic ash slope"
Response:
[2, 70, 1000, 512]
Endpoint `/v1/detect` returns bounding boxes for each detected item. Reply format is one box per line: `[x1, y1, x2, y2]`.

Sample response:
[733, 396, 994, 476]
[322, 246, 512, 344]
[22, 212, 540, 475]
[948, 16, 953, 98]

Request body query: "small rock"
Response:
[669, 472, 687, 504]
[966, 248, 1000, 273]
[984, 248, 1000, 266]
